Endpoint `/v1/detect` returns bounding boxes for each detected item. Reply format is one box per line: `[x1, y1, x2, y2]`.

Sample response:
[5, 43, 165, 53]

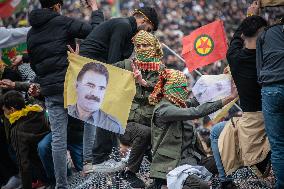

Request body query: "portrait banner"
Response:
[64, 53, 136, 134]
[192, 74, 236, 121]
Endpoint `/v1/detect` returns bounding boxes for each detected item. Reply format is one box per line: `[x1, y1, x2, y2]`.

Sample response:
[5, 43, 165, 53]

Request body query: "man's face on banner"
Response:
[76, 71, 107, 113]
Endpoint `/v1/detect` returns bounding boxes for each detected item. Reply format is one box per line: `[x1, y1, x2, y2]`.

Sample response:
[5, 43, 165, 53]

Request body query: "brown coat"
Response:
[218, 112, 270, 175]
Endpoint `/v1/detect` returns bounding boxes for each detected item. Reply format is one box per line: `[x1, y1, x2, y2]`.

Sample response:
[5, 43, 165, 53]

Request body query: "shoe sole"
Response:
[93, 164, 126, 173]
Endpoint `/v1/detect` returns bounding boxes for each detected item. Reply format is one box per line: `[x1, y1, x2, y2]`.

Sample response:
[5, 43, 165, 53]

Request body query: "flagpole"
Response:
[162, 43, 202, 77]
[162, 43, 243, 112]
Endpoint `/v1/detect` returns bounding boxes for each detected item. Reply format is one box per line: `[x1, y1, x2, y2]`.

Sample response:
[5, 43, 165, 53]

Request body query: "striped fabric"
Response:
[149, 69, 189, 108]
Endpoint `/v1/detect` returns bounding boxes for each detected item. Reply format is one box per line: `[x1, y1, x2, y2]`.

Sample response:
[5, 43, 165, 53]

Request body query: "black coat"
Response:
[27, 9, 104, 96]
[79, 16, 138, 63]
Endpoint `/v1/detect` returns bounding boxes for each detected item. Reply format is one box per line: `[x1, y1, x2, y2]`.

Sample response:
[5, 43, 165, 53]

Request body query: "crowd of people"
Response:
[3, 0, 283, 77]
[0, 0, 284, 189]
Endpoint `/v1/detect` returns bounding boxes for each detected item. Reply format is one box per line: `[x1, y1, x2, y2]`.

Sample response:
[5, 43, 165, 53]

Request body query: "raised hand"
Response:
[0, 79, 15, 89]
[28, 84, 41, 97]
[131, 62, 148, 87]
[86, 0, 99, 11]
[67, 43, 80, 55]
[247, 0, 260, 16]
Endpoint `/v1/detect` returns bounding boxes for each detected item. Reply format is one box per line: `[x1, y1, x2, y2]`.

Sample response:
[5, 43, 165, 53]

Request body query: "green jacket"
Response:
[114, 59, 165, 127]
[150, 98, 223, 179]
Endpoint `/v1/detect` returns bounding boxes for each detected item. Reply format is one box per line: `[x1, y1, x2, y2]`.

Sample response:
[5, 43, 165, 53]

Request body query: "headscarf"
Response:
[132, 30, 163, 71]
[7, 104, 43, 124]
[149, 69, 189, 108]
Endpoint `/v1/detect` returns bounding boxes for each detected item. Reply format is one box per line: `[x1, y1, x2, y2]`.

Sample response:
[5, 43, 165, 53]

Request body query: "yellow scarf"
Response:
[8, 104, 43, 124]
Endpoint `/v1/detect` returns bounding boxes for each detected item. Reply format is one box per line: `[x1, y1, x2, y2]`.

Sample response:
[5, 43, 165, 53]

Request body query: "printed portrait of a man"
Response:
[67, 62, 124, 134]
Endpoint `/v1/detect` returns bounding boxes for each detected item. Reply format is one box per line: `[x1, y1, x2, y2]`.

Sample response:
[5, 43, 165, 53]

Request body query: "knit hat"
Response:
[132, 30, 163, 71]
[133, 7, 159, 31]
[40, 0, 63, 8]
[149, 69, 189, 108]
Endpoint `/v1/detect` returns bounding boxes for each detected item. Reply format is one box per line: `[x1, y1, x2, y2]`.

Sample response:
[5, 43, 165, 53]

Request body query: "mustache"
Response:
[85, 95, 100, 102]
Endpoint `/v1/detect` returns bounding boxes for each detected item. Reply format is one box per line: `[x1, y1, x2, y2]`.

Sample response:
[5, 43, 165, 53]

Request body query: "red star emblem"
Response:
[197, 38, 211, 53]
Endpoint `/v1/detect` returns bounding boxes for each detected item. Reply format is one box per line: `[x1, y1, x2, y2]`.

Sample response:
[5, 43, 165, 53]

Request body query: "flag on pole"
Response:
[182, 20, 228, 72]
[0, 0, 25, 18]
[1, 43, 27, 65]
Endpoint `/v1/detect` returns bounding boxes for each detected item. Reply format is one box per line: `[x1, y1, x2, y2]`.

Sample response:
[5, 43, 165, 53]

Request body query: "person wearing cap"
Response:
[78, 7, 160, 174]
[147, 69, 238, 189]
[79, 7, 159, 63]
[26, 0, 103, 188]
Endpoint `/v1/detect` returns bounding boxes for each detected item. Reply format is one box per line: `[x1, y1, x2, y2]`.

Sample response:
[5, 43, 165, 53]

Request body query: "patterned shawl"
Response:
[149, 69, 189, 108]
[132, 30, 163, 71]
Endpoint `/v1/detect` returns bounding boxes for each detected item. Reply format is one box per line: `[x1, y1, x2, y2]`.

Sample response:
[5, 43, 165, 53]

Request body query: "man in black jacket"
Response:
[26, 0, 103, 188]
[79, 7, 159, 63]
[79, 7, 160, 174]
[256, 14, 284, 189]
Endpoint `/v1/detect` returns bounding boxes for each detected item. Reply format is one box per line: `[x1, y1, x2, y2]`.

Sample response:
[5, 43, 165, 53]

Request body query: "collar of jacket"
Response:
[128, 16, 138, 35]
[7, 104, 43, 124]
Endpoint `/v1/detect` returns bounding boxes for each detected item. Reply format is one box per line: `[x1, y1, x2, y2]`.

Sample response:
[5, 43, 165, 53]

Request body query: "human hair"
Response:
[241, 15, 268, 37]
[77, 62, 109, 84]
[3, 90, 25, 111]
[133, 7, 159, 31]
[39, 0, 63, 8]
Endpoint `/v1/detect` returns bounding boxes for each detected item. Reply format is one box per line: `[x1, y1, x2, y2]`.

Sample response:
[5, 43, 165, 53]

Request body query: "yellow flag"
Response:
[64, 53, 136, 134]
[212, 97, 239, 124]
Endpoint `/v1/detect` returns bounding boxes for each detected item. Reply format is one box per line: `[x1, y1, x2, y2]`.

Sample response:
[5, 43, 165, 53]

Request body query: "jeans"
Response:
[83, 123, 96, 163]
[45, 94, 68, 189]
[210, 121, 231, 182]
[262, 84, 284, 189]
[38, 133, 83, 183]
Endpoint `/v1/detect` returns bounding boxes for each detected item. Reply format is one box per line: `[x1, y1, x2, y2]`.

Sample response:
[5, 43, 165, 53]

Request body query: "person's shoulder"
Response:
[100, 110, 120, 124]
[110, 17, 132, 30]
[100, 109, 124, 132]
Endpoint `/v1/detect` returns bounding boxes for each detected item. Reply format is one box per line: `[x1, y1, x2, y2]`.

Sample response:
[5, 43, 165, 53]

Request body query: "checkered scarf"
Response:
[149, 69, 189, 108]
[132, 30, 163, 71]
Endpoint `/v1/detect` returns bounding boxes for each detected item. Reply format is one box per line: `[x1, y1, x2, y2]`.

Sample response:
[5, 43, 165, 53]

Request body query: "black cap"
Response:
[135, 7, 159, 31]
[40, 0, 63, 8]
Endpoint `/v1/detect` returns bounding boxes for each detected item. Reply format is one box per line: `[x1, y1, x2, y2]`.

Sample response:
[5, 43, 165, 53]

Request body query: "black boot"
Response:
[146, 178, 166, 189]
[221, 180, 237, 189]
[124, 170, 145, 188]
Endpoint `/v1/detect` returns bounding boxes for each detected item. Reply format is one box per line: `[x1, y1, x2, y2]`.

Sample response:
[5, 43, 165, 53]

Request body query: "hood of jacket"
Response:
[29, 9, 60, 28]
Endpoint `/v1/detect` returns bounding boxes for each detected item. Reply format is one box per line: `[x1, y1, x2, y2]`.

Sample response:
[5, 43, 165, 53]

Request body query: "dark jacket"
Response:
[226, 24, 262, 112]
[10, 109, 49, 189]
[256, 24, 284, 85]
[27, 9, 104, 96]
[79, 17, 138, 64]
[67, 115, 84, 144]
[151, 98, 223, 179]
